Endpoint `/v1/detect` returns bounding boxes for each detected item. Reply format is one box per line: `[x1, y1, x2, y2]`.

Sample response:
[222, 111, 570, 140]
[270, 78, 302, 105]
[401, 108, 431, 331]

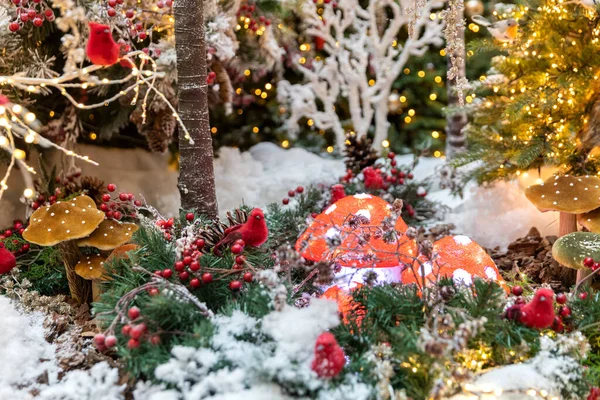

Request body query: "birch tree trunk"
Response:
[445, 5, 468, 158]
[174, 0, 218, 219]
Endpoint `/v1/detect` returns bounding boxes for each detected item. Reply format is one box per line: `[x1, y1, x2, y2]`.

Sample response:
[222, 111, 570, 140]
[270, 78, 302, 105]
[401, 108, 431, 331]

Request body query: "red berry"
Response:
[121, 325, 132, 335]
[202, 273, 213, 284]
[190, 261, 200, 271]
[235, 255, 246, 265]
[296, 186, 304, 193]
[165, 0, 172, 6]
[127, 338, 140, 349]
[162, 269, 173, 278]
[44, 9, 53, 18]
[107, 8, 117, 16]
[174, 261, 185, 272]
[183, 256, 193, 265]
[556, 293, 567, 304]
[157, 0, 164, 8]
[21, 244, 29, 252]
[149, 288, 159, 296]
[391, 160, 397, 167]
[407, 173, 414, 179]
[243, 272, 253, 282]
[387, 152, 396, 159]
[282, 198, 290, 205]
[138, 31, 147, 40]
[593, 263, 600, 271]
[130, 325, 144, 339]
[105, 335, 117, 348]
[150, 335, 161, 345]
[229, 280, 242, 291]
[3, 230, 12, 237]
[234, 239, 245, 247]
[27, 9, 36, 18]
[584, 257, 595, 268]
[113, 211, 122, 220]
[134, 200, 142, 207]
[94, 334, 106, 346]
[288, 190, 295, 197]
[580, 292, 588, 300]
[100, 204, 109, 212]
[33, 17, 43, 27]
[20, 14, 29, 22]
[107, 183, 116, 192]
[186, 212, 194, 221]
[128, 307, 141, 320]
[231, 243, 244, 254]
[559, 306, 571, 317]
[31, 202, 39, 210]
[195, 238, 205, 249]
[511, 286, 523, 296]
[108, 0, 117, 6]
[119, 193, 128, 201]
[125, 9, 135, 18]
[179, 271, 189, 281]
[9, 22, 20, 32]
[190, 278, 201, 288]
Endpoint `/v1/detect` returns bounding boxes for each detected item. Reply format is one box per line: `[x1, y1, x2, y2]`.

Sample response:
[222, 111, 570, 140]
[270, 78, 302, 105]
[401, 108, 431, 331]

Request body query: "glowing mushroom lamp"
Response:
[22, 195, 105, 303]
[75, 254, 109, 301]
[401, 235, 507, 291]
[525, 175, 600, 283]
[296, 194, 417, 268]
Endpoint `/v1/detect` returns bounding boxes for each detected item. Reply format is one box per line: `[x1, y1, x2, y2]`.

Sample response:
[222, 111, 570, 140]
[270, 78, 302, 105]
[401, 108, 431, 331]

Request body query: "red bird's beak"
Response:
[103, 29, 110, 33]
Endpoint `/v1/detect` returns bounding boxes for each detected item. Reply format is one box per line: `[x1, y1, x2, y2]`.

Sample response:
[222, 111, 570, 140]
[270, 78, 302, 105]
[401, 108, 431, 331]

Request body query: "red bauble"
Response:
[105, 335, 117, 348]
[296, 186, 304, 193]
[235, 255, 246, 265]
[130, 325, 144, 339]
[121, 325, 132, 335]
[127, 338, 140, 349]
[288, 190, 295, 197]
[179, 271, 189, 281]
[580, 292, 588, 300]
[174, 261, 185, 272]
[282, 198, 290, 205]
[162, 269, 173, 278]
[559, 306, 571, 317]
[311, 332, 345, 378]
[190, 261, 200, 271]
[94, 334, 106, 346]
[0, 245, 17, 274]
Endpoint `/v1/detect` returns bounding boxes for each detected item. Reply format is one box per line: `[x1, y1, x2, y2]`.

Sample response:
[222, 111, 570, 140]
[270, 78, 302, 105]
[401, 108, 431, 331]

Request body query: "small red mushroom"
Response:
[401, 235, 507, 290]
[296, 194, 417, 268]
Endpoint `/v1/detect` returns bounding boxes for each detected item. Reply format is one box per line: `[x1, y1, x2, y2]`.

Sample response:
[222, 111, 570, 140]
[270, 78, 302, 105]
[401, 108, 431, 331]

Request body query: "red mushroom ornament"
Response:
[296, 194, 417, 268]
[401, 235, 507, 290]
[0, 244, 17, 274]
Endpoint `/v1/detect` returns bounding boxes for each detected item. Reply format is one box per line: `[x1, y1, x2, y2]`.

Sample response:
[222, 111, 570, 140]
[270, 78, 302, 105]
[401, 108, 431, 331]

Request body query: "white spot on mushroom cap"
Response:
[452, 269, 473, 286]
[484, 267, 497, 280]
[325, 227, 340, 239]
[355, 209, 371, 220]
[453, 235, 472, 245]
[325, 204, 337, 215]
[353, 193, 372, 199]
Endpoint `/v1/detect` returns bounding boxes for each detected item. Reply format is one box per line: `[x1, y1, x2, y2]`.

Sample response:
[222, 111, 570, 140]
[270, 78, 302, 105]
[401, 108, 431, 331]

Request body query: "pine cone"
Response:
[137, 109, 177, 153]
[79, 176, 107, 205]
[344, 135, 379, 174]
[197, 209, 248, 253]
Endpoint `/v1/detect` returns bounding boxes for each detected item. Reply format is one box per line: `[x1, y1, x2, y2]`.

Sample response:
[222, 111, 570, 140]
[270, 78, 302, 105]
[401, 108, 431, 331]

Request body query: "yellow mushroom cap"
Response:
[107, 243, 139, 263]
[578, 207, 600, 233]
[525, 175, 600, 214]
[75, 254, 107, 280]
[77, 219, 139, 251]
[22, 195, 105, 246]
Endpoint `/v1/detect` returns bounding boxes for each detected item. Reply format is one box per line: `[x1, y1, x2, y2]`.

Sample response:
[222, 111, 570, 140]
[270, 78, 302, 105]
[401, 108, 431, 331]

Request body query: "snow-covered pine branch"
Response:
[278, 0, 445, 150]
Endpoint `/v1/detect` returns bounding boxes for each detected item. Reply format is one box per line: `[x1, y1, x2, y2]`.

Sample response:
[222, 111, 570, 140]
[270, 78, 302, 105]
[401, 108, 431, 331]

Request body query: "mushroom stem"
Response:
[57, 241, 91, 304]
[559, 212, 578, 237]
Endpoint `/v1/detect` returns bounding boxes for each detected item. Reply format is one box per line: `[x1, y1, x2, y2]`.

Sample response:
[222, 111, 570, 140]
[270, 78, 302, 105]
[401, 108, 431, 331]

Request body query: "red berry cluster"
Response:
[281, 186, 304, 205]
[155, 236, 205, 284]
[31, 183, 63, 210]
[156, 218, 176, 240]
[94, 306, 161, 351]
[8, 0, 54, 32]
[236, 2, 271, 32]
[0, 220, 30, 255]
[583, 257, 600, 271]
[100, 183, 140, 221]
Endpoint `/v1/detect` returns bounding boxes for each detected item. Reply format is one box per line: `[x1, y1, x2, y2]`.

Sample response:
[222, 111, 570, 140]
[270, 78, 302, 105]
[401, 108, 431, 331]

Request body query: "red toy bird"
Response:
[311, 332, 345, 378]
[330, 184, 346, 205]
[363, 167, 385, 190]
[0, 244, 16, 275]
[213, 208, 268, 256]
[505, 288, 556, 329]
[86, 22, 120, 66]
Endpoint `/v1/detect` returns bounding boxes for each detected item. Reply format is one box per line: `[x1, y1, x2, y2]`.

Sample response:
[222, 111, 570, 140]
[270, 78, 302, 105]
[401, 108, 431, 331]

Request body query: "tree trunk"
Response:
[174, 0, 218, 219]
[445, 4, 468, 159]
